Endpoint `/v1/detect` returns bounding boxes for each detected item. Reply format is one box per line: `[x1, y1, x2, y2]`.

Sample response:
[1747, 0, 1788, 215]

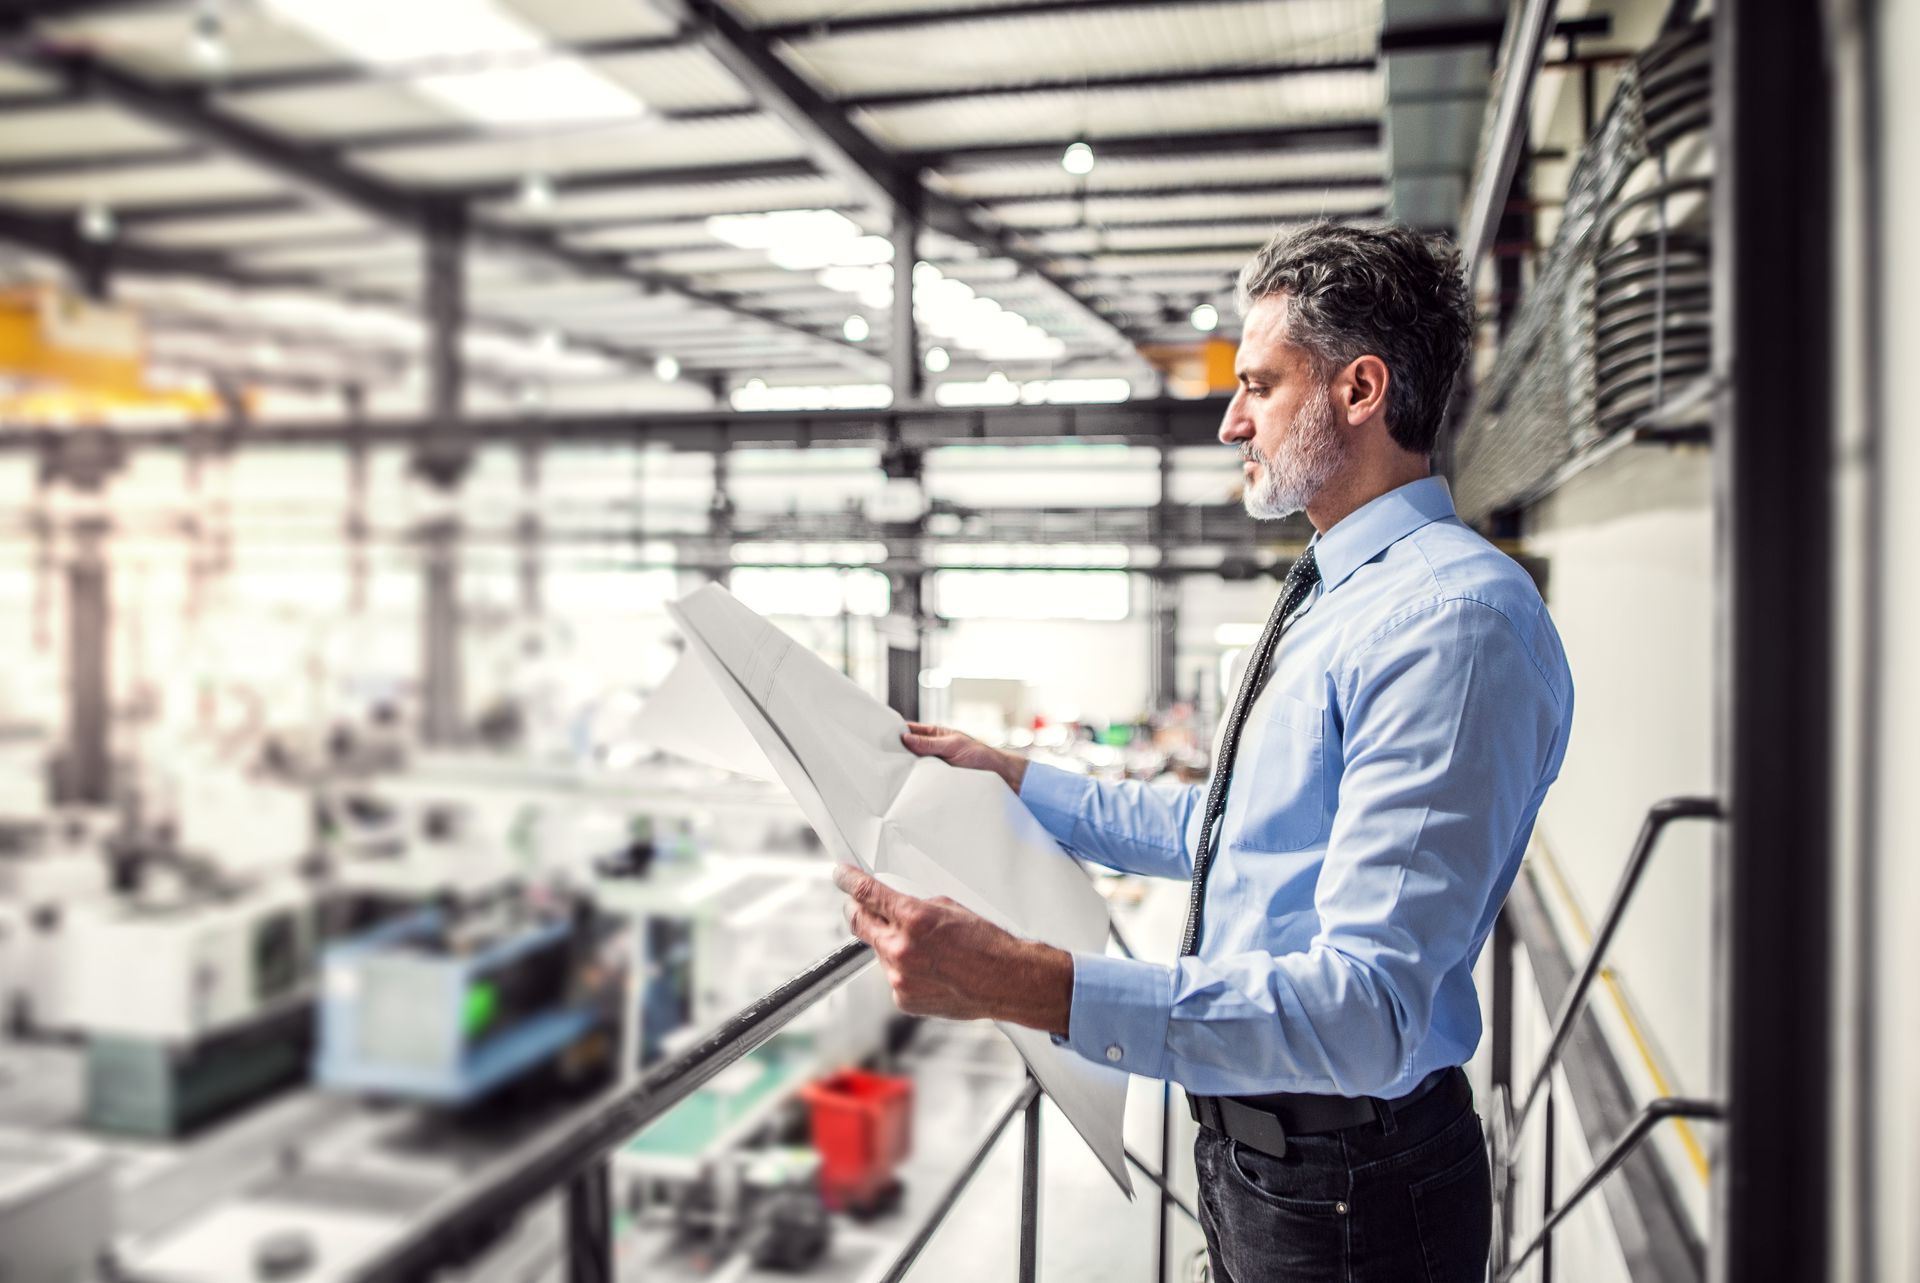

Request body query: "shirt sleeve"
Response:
[1061, 598, 1565, 1097]
[1017, 760, 1203, 881]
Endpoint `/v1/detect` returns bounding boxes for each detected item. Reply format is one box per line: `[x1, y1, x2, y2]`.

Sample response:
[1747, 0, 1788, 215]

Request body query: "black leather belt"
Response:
[1187, 1066, 1460, 1159]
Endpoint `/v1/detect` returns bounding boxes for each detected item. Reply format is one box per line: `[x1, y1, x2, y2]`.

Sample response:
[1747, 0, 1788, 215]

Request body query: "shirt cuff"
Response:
[1058, 951, 1174, 1080]
[1017, 760, 1093, 845]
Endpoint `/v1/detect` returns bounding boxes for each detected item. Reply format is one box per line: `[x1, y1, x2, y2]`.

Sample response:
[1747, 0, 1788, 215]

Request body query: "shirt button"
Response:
[1335, 1202, 1349, 1216]
[1104, 1044, 1123, 1063]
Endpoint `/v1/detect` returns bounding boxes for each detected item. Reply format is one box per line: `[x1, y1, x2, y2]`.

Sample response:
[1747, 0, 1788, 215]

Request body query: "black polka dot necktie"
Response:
[1178, 547, 1322, 957]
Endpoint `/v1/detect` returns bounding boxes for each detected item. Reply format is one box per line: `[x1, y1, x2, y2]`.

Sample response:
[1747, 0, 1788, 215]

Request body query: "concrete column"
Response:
[64, 515, 111, 805]
[517, 441, 543, 617]
[1150, 443, 1180, 709]
[414, 203, 471, 747]
[707, 450, 733, 586]
[889, 203, 922, 405]
[46, 433, 122, 805]
[1150, 573, 1180, 711]
[344, 384, 370, 615]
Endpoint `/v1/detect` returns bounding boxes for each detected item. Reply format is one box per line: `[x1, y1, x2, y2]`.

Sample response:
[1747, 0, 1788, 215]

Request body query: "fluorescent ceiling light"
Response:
[708, 209, 892, 272]
[730, 383, 893, 413]
[262, 0, 645, 127]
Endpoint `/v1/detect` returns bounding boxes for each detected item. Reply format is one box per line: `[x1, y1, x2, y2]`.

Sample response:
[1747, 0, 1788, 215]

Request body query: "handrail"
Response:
[875, 1078, 1040, 1283]
[1498, 1097, 1726, 1281]
[349, 939, 874, 1283]
[1510, 795, 1721, 1141]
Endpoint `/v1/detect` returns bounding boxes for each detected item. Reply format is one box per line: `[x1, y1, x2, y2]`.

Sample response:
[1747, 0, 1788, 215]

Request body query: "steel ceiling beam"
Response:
[840, 57, 1379, 109]
[102, 157, 823, 231]
[0, 201, 740, 385]
[983, 175, 1387, 208]
[0, 37, 873, 367]
[759, 0, 1263, 41]
[662, 0, 1147, 355]
[912, 123, 1383, 171]
[0, 395, 1238, 452]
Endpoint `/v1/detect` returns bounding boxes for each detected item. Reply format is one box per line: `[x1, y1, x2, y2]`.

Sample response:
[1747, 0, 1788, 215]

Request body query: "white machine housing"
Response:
[62, 880, 317, 1043]
[0, 815, 112, 1031]
[0, 1129, 113, 1283]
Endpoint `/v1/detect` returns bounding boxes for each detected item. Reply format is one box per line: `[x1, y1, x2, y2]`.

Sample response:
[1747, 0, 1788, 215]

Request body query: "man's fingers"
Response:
[905, 722, 947, 737]
[832, 863, 911, 923]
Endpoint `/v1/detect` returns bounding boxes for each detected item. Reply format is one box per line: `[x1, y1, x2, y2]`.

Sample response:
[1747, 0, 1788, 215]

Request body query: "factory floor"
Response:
[608, 879, 1210, 1283]
[0, 880, 1209, 1283]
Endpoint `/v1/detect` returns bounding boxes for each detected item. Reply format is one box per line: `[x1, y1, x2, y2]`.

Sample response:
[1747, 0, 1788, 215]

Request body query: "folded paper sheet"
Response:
[635, 584, 1132, 1194]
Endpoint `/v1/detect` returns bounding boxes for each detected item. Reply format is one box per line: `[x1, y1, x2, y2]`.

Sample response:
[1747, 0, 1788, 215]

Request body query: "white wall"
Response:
[1521, 444, 1719, 1235]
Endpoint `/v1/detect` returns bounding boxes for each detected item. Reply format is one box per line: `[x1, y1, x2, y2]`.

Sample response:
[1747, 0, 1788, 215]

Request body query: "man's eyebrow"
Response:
[1236, 364, 1284, 383]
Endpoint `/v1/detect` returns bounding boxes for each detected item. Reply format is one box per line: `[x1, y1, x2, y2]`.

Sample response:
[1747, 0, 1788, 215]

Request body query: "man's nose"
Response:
[1219, 389, 1252, 445]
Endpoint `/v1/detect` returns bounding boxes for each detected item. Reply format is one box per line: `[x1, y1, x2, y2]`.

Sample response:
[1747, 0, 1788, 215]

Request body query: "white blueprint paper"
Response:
[642, 584, 1133, 1194]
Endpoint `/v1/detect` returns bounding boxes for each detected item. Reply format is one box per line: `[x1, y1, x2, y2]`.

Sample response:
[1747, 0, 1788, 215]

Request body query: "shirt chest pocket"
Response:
[1226, 692, 1330, 854]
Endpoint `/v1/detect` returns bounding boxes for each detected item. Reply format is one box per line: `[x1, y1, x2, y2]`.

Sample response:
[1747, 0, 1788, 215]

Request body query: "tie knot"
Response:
[1288, 546, 1321, 590]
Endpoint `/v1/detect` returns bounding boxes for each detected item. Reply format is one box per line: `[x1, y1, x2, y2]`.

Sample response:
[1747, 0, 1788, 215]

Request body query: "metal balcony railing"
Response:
[1490, 796, 1725, 1281]
[345, 932, 1201, 1283]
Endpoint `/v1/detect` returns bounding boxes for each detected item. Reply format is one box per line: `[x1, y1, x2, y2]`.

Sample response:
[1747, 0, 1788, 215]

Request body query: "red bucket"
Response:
[801, 1068, 914, 1213]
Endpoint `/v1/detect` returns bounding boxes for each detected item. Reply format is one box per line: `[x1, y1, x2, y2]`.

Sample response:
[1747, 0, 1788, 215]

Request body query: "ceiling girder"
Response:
[0, 36, 873, 367]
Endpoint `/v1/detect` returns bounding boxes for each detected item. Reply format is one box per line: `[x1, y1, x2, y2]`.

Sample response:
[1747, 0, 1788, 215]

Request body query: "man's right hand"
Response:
[900, 722, 1028, 794]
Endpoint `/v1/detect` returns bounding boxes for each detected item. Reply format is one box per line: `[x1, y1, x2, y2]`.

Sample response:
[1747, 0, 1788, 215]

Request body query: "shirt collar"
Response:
[1308, 475, 1457, 592]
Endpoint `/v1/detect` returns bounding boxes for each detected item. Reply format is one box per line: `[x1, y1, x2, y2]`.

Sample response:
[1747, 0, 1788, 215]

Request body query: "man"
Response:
[834, 222, 1574, 1282]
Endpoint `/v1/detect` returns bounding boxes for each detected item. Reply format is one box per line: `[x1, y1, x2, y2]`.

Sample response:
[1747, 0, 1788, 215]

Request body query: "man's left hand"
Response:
[833, 864, 1073, 1037]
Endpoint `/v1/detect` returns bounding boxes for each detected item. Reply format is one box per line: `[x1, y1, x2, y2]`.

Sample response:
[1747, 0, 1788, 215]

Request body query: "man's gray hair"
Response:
[1236, 221, 1475, 456]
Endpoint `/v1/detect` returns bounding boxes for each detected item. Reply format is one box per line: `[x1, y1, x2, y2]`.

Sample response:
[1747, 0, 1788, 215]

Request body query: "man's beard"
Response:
[1242, 381, 1346, 519]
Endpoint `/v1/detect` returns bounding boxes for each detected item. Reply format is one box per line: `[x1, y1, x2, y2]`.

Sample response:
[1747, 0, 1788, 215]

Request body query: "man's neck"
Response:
[1305, 457, 1433, 534]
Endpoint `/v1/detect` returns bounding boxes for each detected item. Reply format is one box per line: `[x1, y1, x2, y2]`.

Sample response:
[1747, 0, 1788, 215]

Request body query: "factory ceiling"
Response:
[0, 0, 1522, 424]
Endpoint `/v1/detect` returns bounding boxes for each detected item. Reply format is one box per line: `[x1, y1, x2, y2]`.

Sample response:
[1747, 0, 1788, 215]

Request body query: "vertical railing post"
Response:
[1157, 1080, 1173, 1283]
[1491, 913, 1515, 1099]
[565, 1158, 613, 1283]
[1019, 1079, 1042, 1283]
[1541, 1084, 1557, 1283]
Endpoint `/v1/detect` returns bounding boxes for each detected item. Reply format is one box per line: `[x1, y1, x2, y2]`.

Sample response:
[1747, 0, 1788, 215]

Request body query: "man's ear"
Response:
[1338, 355, 1390, 427]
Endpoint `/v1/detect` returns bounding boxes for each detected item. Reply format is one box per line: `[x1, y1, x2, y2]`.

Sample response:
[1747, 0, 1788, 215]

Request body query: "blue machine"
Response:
[314, 901, 622, 1106]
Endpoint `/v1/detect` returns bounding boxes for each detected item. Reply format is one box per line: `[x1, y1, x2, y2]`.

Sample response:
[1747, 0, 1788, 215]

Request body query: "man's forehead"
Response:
[1236, 295, 1305, 372]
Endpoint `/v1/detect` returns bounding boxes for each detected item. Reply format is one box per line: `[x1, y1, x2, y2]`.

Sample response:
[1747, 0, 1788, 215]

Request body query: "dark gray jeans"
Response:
[1192, 1069, 1491, 1283]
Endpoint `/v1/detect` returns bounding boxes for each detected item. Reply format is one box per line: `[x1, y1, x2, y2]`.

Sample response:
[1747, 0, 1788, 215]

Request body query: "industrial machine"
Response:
[314, 890, 625, 1107]
[0, 814, 114, 1034]
[0, 1129, 113, 1283]
[63, 877, 319, 1136]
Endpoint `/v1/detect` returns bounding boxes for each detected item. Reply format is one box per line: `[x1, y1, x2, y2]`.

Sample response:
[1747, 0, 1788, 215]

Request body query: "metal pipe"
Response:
[1499, 1098, 1726, 1280]
[1019, 1082, 1042, 1283]
[349, 940, 873, 1283]
[563, 1159, 612, 1283]
[1460, 0, 1562, 275]
[1511, 796, 1722, 1139]
[872, 1080, 1039, 1283]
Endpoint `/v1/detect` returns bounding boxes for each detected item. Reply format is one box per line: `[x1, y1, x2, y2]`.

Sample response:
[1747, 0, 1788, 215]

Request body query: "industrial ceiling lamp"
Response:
[653, 354, 680, 382]
[189, 4, 229, 72]
[78, 202, 116, 243]
[1061, 140, 1096, 176]
[924, 346, 950, 373]
[517, 172, 555, 211]
[843, 314, 870, 343]
[1190, 302, 1219, 333]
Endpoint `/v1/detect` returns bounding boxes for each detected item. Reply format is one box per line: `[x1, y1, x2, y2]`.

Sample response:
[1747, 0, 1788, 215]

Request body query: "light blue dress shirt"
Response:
[1021, 476, 1574, 1099]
